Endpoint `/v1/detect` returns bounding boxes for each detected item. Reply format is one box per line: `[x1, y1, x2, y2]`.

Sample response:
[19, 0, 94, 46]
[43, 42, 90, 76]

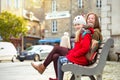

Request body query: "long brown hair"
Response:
[86, 12, 101, 32]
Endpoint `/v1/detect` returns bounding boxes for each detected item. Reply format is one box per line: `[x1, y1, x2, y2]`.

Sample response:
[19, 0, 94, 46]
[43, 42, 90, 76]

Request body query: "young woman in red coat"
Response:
[31, 15, 94, 80]
[57, 15, 94, 80]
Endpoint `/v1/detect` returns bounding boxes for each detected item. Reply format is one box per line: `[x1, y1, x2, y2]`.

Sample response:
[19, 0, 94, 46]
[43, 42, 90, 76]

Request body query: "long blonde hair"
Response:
[73, 15, 86, 42]
[75, 27, 82, 42]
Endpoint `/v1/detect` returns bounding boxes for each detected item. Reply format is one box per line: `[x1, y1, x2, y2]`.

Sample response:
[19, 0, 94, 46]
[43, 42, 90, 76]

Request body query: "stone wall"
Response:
[44, 0, 87, 38]
[101, 0, 120, 61]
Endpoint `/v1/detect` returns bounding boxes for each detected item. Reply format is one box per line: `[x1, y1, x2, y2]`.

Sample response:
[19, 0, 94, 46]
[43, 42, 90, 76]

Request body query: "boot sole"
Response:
[31, 62, 43, 74]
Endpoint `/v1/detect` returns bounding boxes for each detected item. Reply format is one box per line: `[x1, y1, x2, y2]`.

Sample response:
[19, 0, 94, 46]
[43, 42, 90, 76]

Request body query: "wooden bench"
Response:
[61, 38, 114, 80]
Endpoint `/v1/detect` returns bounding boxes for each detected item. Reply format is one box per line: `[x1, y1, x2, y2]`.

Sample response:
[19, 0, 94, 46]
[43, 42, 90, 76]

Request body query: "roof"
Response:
[23, 9, 40, 22]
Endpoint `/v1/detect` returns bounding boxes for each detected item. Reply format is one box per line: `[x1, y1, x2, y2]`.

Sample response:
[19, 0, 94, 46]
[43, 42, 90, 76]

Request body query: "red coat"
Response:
[66, 28, 94, 66]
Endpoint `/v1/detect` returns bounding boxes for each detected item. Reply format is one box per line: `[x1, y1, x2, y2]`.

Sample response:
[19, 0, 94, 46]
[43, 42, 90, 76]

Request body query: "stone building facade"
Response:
[0, 0, 23, 16]
[23, 11, 41, 48]
[101, 0, 120, 60]
[43, 0, 120, 60]
[43, 0, 102, 38]
[101, 0, 120, 47]
[0, 0, 42, 49]
[43, 0, 89, 38]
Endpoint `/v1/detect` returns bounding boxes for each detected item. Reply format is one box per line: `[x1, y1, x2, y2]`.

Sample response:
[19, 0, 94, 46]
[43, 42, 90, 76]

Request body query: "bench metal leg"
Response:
[70, 74, 75, 80]
[117, 54, 120, 61]
[74, 74, 81, 80]
[89, 75, 96, 80]
[96, 74, 102, 80]
[71, 75, 96, 80]
[115, 52, 120, 61]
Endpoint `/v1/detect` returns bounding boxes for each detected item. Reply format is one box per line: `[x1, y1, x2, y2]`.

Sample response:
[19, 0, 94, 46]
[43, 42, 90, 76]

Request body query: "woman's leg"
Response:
[43, 46, 68, 67]
[53, 53, 60, 77]
[57, 57, 64, 80]
[48, 54, 60, 80]
[58, 56, 69, 80]
[31, 46, 68, 75]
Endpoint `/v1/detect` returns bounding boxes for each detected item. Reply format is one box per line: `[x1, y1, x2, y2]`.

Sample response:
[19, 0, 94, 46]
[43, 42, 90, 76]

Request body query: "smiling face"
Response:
[86, 13, 101, 31]
[87, 14, 96, 27]
[74, 24, 84, 31]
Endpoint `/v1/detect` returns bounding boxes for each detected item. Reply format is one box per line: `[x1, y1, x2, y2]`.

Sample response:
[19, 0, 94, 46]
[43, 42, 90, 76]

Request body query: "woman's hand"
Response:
[91, 39, 99, 49]
[84, 23, 94, 29]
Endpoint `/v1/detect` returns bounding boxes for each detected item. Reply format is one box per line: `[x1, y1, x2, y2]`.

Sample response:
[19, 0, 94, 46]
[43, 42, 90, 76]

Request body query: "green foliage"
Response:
[0, 11, 28, 41]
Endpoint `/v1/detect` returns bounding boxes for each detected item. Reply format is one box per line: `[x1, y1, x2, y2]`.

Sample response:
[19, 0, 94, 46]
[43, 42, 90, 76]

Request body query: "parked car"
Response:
[18, 45, 53, 62]
[0, 42, 17, 62]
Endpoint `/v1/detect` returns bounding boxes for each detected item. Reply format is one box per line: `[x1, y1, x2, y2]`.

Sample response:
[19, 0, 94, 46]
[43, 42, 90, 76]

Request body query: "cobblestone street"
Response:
[102, 61, 120, 80]
[36, 61, 120, 80]
[0, 61, 119, 80]
[63, 61, 120, 80]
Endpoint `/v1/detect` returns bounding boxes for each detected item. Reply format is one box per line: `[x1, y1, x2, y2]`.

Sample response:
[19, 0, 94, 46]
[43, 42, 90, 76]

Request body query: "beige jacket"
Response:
[60, 33, 71, 49]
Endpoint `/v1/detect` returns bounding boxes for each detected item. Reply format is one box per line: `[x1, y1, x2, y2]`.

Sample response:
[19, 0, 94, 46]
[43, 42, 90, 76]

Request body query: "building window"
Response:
[96, 0, 102, 8]
[52, 0, 56, 12]
[7, 0, 11, 8]
[32, 26, 36, 35]
[52, 20, 57, 33]
[14, 0, 20, 8]
[27, 25, 31, 34]
[78, 0, 82, 8]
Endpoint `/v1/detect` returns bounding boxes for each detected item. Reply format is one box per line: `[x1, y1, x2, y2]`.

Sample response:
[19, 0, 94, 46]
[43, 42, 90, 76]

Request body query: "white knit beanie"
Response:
[73, 15, 86, 25]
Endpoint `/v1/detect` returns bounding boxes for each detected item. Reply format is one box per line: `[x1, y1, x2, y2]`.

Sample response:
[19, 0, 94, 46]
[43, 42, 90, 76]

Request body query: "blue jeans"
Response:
[57, 56, 70, 80]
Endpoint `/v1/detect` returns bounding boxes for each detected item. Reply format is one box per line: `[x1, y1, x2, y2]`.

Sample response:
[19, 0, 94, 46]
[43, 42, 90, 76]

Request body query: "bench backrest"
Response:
[92, 38, 114, 71]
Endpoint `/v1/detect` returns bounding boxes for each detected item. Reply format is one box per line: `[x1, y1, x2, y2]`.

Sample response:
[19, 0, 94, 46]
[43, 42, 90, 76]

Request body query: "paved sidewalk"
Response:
[102, 61, 120, 80]
[36, 61, 120, 80]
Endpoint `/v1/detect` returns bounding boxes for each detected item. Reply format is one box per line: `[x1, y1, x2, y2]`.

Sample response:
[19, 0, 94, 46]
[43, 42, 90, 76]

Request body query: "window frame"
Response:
[78, 0, 83, 8]
[52, 20, 57, 33]
[14, 0, 20, 9]
[52, 0, 56, 12]
[96, 0, 102, 8]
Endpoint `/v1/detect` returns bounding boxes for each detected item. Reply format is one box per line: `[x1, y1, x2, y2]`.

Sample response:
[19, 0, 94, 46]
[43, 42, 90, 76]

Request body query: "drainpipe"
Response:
[70, 0, 72, 37]
[0, 0, 1, 12]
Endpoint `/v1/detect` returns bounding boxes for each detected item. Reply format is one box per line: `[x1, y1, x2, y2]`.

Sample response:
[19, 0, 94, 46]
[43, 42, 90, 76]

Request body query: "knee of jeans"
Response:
[60, 57, 68, 63]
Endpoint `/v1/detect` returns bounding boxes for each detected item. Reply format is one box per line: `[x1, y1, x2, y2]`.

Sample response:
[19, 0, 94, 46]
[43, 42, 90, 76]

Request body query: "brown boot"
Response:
[31, 62, 46, 74]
